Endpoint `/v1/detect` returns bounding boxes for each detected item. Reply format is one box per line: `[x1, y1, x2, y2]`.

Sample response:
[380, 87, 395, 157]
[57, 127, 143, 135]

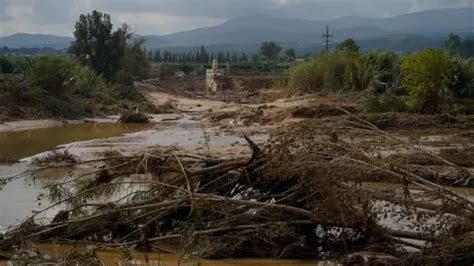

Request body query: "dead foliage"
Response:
[357, 113, 474, 130]
[118, 112, 150, 123]
[0, 156, 19, 165]
[439, 147, 474, 167]
[32, 150, 78, 167]
[208, 105, 284, 126]
[290, 104, 358, 119]
[1, 112, 473, 263]
[155, 98, 178, 114]
[232, 76, 274, 90]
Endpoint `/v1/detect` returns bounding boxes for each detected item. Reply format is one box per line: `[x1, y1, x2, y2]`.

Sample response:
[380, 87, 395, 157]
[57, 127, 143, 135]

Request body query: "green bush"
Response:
[362, 94, 407, 113]
[316, 51, 348, 91]
[343, 53, 376, 91]
[287, 60, 322, 93]
[287, 50, 400, 94]
[451, 58, 474, 98]
[8, 56, 33, 74]
[0, 56, 14, 73]
[364, 51, 402, 93]
[69, 64, 108, 97]
[401, 49, 456, 114]
[29, 56, 75, 96]
[287, 52, 349, 93]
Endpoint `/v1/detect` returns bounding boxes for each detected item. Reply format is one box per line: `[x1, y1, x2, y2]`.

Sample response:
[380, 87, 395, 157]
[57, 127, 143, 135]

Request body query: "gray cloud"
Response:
[0, 0, 472, 36]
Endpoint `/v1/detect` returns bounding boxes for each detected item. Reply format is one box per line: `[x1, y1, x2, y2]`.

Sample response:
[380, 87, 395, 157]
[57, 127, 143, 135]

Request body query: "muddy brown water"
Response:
[0, 119, 259, 232]
[0, 244, 331, 266]
[0, 123, 155, 160]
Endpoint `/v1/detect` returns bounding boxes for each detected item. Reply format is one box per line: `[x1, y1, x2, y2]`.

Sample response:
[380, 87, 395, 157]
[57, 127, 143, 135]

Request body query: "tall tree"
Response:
[259, 41, 282, 61]
[69, 10, 130, 80]
[462, 39, 474, 58]
[283, 48, 297, 61]
[336, 38, 360, 53]
[444, 33, 462, 55]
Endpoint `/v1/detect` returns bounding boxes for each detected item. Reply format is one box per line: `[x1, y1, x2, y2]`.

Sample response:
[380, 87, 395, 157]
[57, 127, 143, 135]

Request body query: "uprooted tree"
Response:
[0, 111, 473, 264]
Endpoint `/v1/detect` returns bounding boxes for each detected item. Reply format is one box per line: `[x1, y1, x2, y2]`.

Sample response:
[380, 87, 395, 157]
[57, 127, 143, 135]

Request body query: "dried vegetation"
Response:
[0, 111, 473, 264]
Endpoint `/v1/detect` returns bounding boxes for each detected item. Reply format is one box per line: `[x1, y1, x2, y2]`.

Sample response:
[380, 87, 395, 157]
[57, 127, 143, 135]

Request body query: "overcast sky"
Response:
[0, 0, 472, 37]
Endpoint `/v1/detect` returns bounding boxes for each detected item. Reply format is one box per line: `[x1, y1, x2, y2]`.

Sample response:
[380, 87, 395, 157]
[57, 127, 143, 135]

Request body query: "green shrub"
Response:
[343, 53, 376, 91]
[364, 51, 402, 93]
[316, 51, 348, 91]
[451, 58, 474, 98]
[362, 94, 407, 113]
[287, 60, 322, 93]
[8, 56, 33, 74]
[29, 56, 75, 96]
[401, 49, 456, 114]
[287, 51, 349, 93]
[70, 64, 108, 97]
[0, 56, 14, 73]
[179, 63, 195, 74]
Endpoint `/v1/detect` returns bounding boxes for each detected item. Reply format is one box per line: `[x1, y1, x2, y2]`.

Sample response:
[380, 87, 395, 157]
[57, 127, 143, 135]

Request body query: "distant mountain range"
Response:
[0, 33, 73, 50]
[1, 7, 473, 54]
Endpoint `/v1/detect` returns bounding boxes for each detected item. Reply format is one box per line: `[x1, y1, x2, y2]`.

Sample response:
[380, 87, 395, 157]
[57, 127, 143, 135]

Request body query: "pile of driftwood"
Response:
[1, 112, 473, 264]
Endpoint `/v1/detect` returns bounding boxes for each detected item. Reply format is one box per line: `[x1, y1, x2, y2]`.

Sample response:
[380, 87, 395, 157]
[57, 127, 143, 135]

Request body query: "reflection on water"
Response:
[0, 123, 155, 160]
[0, 163, 71, 232]
[20, 244, 331, 266]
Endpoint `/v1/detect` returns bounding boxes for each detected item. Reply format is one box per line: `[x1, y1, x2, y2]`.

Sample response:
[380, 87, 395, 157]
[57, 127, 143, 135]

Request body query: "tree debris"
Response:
[1, 113, 473, 264]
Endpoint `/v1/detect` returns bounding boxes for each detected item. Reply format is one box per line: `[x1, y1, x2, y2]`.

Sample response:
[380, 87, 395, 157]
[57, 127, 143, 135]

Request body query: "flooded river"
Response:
[0, 119, 472, 265]
[4, 244, 331, 266]
[0, 123, 155, 160]
[0, 119, 305, 265]
[0, 118, 261, 232]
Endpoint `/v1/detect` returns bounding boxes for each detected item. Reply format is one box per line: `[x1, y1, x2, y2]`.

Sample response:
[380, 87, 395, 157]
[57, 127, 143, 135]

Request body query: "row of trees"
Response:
[147, 48, 251, 64]
[445, 33, 474, 58]
[288, 39, 473, 114]
[146, 42, 297, 64]
[0, 46, 67, 57]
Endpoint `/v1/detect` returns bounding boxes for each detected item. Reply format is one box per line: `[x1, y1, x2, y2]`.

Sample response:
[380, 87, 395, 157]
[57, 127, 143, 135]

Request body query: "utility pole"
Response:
[322, 25, 333, 52]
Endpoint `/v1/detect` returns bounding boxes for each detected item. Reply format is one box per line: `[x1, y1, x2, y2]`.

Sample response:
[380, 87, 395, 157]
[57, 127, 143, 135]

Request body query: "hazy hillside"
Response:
[0, 7, 472, 53]
[150, 7, 472, 47]
[0, 33, 73, 49]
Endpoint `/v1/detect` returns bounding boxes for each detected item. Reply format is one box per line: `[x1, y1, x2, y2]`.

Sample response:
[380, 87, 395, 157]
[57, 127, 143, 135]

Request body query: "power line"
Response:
[322, 25, 333, 52]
